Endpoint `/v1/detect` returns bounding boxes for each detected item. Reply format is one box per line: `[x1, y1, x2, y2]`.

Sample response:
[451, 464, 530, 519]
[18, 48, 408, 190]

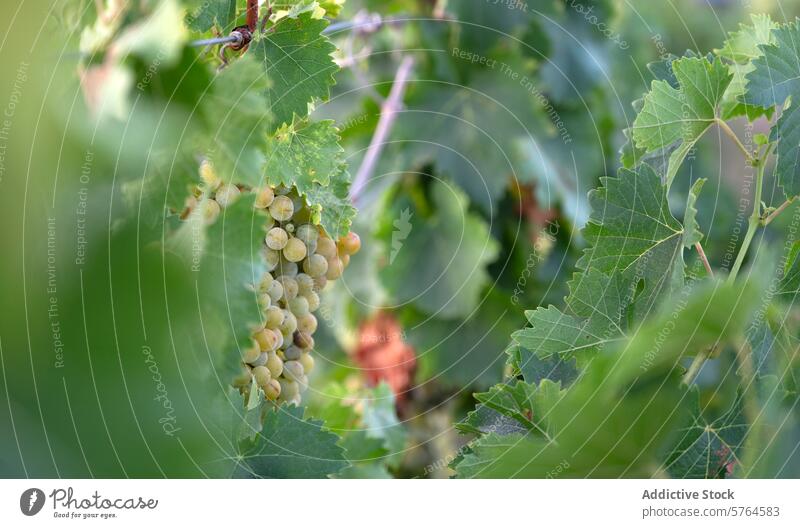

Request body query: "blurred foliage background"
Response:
[2, 0, 800, 478]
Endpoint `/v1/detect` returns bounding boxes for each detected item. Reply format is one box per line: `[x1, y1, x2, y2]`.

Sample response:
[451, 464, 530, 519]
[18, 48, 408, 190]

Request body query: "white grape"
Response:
[264, 378, 281, 400]
[269, 195, 294, 221]
[283, 345, 302, 361]
[215, 183, 241, 208]
[303, 254, 328, 278]
[255, 187, 275, 209]
[297, 313, 318, 334]
[305, 291, 320, 311]
[283, 360, 305, 382]
[315, 236, 337, 259]
[283, 238, 307, 262]
[299, 353, 314, 374]
[289, 296, 309, 317]
[266, 227, 289, 250]
[296, 224, 319, 245]
[264, 248, 280, 272]
[264, 306, 284, 329]
[266, 352, 284, 378]
[253, 365, 272, 388]
[295, 273, 314, 295]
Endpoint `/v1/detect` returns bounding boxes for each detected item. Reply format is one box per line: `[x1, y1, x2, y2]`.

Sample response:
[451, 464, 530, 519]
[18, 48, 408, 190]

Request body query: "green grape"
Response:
[285, 223, 295, 234]
[253, 365, 272, 388]
[299, 353, 314, 374]
[305, 291, 320, 311]
[202, 199, 221, 225]
[243, 345, 261, 364]
[315, 236, 337, 259]
[258, 272, 275, 293]
[295, 273, 314, 295]
[280, 310, 298, 336]
[215, 183, 241, 208]
[232, 365, 252, 387]
[269, 195, 294, 221]
[313, 275, 328, 292]
[266, 227, 289, 250]
[283, 345, 302, 361]
[264, 306, 284, 329]
[296, 224, 319, 245]
[289, 296, 309, 317]
[254, 328, 280, 352]
[297, 313, 318, 334]
[293, 331, 314, 350]
[275, 258, 298, 277]
[297, 375, 309, 393]
[279, 379, 300, 400]
[326, 257, 344, 280]
[251, 352, 268, 367]
[257, 292, 272, 309]
[278, 276, 299, 301]
[267, 279, 284, 301]
[283, 238, 307, 262]
[255, 187, 275, 209]
[303, 254, 328, 278]
[264, 248, 280, 272]
[266, 352, 284, 378]
[282, 360, 305, 382]
[264, 378, 281, 400]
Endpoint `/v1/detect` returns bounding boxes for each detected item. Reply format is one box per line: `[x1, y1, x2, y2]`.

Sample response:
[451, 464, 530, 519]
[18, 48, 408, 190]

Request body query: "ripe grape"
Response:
[297, 313, 318, 334]
[232, 365, 252, 388]
[315, 236, 337, 259]
[243, 346, 260, 365]
[278, 276, 299, 301]
[200, 160, 221, 190]
[253, 365, 272, 388]
[264, 306, 284, 329]
[304, 291, 320, 311]
[283, 345, 302, 361]
[283, 238, 307, 262]
[299, 353, 314, 374]
[269, 195, 294, 221]
[296, 224, 319, 245]
[295, 273, 314, 295]
[251, 352, 268, 367]
[338, 232, 361, 255]
[313, 275, 328, 291]
[255, 187, 275, 209]
[326, 257, 344, 280]
[264, 248, 280, 271]
[279, 379, 299, 400]
[279, 311, 298, 336]
[267, 279, 284, 301]
[266, 352, 284, 378]
[254, 328, 279, 352]
[215, 183, 241, 208]
[275, 258, 298, 277]
[293, 331, 314, 350]
[303, 254, 328, 278]
[289, 296, 309, 317]
[264, 378, 281, 400]
[266, 227, 289, 250]
[283, 360, 305, 382]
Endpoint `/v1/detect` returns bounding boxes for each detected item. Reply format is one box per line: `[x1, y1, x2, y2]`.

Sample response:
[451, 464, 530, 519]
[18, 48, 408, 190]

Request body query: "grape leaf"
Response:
[465, 379, 564, 437]
[683, 178, 706, 248]
[303, 166, 356, 239]
[664, 390, 746, 479]
[456, 279, 759, 478]
[251, 9, 337, 128]
[744, 20, 800, 109]
[770, 101, 800, 199]
[234, 406, 348, 478]
[632, 57, 732, 186]
[185, 0, 237, 33]
[203, 56, 271, 188]
[263, 118, 344, 193]
[715, 13, 777, 120]
[513, 165, 685, 363]
[379, 180, 499, 319]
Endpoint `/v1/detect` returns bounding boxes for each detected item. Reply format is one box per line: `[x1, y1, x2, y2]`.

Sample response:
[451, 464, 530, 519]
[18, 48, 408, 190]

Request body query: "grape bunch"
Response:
[195, 162, 360, 406]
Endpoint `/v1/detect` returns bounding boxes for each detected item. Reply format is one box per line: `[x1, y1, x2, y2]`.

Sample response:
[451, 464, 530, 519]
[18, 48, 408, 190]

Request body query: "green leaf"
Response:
[664, 390, 746, 478]
[185, 0, 237, 33]
[235, 406, 348, 478]
[771, 101, 800, 199]
[251, 10, 337, 127]
[513, 165, 685, 363]
[456, 279, 759, 478]
[715, 13, 777, 120]
[263, 119, 344, 194]
[744, 19, 800, 109]
[303, 166, 356, 239]
[683, 178, 706, 248]
[632, 57, 732, 186]
[203, 56, 271, 188]
[380, 181, 499, 319]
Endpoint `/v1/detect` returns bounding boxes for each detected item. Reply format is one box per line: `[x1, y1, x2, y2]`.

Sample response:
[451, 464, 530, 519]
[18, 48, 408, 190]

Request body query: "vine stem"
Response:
[716, 118, 755, 164]
[762, 197, 796, 226]
[682, 347, 711, 385]
[694, 242, 714, 278]
[350, 56, 415, 204]
[727, 146, 773, 284]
